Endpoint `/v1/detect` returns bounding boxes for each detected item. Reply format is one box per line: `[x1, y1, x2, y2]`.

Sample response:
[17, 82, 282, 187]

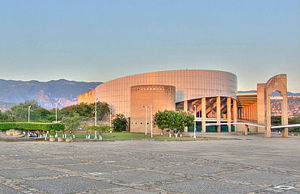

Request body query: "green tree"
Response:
[154, 110, 194, 135]
[61, 113, 81, 135]
[60, 102, 109, 121]
[10, 100, 52, 122]
[0, 110, 13, 122]
[112, 114, 127, 132]
[289, 114, 300, 132]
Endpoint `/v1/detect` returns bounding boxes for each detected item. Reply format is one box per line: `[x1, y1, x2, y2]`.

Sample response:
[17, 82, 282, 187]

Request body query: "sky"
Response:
[0, 0, 299, 92]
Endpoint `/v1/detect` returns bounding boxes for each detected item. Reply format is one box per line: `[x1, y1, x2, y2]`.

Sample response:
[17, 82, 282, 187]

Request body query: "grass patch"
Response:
[59, 132, 228, 141]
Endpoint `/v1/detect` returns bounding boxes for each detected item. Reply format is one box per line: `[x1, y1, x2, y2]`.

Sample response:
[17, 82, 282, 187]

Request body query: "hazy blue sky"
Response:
[0, 0, 299, 92]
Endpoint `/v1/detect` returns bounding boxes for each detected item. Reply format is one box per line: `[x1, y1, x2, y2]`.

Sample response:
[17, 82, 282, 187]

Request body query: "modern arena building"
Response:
[78, 69, 289, 137]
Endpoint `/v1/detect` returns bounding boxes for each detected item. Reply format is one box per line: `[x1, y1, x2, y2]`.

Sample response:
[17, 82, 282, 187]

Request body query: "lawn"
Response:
[59, 132, 222, 141]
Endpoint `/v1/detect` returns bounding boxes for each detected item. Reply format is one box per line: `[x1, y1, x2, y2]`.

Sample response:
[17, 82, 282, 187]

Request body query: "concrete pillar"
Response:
[184, 100, 188, 112]
[233, 99, 237, 132]
[250, 105, 252, 121]
[184, 100, 188, 132]
[281, 96, 289, 137]
[247, 106, 250, 121]
[257, 83, 266, 125]
[227, 97, 231, 133]
[216, 96, 221, 133]
[201, 97, 206, 133]
[265, 93, 272, 138]
[245, 125, 248, 136]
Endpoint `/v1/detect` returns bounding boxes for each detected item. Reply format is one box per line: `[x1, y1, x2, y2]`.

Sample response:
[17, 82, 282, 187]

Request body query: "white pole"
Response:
[55, 103, 58, 123]
[194, 105, 196, 138]
[94, 99, 97, 126]
[28, 106, 31, 123]
[109, 105, 112, 128]
[145, 106, 148, 135]
[150, 105, 153, 138]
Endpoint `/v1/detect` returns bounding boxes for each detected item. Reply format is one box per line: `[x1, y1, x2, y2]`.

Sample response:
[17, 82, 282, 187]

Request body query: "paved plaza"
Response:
[0, 135, 300, 194]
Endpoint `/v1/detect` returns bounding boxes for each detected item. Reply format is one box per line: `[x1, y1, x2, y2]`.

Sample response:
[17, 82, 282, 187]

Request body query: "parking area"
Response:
[0, 135, 300, 193]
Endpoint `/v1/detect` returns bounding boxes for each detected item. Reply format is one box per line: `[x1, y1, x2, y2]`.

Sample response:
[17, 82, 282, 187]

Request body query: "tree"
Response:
[154, 110, 194, 135]
[112, 114, 127, 132]
[60, 102, 109, 121]
[61, 113, 81, 136]
[10, 100, 51, 122]
[289, 114, 300, 132]
[0, 110, 13, 122]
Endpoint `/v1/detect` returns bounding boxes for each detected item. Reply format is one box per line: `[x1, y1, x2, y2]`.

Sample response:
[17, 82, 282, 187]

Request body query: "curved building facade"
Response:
[95, 69, 237, 116]
[130, 85, 176, 134]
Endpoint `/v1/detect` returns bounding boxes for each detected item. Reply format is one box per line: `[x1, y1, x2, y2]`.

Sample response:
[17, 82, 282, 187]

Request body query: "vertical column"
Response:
[257, 83, 266, 125]
[247, 106, 250, 120]
[233, 99, 237, 132]
[250, 104, 253, 122]
[281, 95, 289, 137]
[201, 97, 206, 133]
[216, 96, 221, 133]
[227, 97, 232, 133]
[246, 106, 249, 120]
[184, 100, 188, 132]
[265, 93, 272, 138]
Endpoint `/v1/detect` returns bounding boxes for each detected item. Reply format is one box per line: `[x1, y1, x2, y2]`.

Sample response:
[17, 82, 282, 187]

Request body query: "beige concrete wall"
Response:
[77, 89, 95, 105]
[95, 70, 237, 116]
[130, 85, 175, 134]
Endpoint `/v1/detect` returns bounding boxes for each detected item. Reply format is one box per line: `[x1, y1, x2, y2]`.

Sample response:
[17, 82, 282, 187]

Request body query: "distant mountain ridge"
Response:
[0, 79, 101, 109]
[238, 90, 300, 96]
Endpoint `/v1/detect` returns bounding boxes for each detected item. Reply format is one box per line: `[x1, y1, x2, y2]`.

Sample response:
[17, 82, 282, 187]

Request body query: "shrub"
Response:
[86, 126, 111, 133]
[112, 114, 127, 132]
[49, 129, 56, 136]
[0, 122, 65, 131]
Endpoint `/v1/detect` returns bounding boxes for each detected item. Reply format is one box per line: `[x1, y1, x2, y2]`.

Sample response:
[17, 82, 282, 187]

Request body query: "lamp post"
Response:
[109, 105, 112, 128]
[28, 105, 31, 123]
[55, 103, 58, 123]
[150, 105, 153, 138]
[27, 105, 31, 138]
[94, 98, 98, 126]
[144, 106, 148, 135]
[194, 105, 197, 138]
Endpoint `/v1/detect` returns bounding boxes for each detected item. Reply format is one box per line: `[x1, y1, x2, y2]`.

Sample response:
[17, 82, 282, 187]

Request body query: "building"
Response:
[78, 70, 288, 137]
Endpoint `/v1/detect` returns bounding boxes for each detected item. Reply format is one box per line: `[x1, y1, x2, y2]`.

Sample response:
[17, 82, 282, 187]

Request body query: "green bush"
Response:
[0, 122, 65, 131]
[112, 114, 127, 132]
[49, 129, 56, 136]
[86, 126, 111, 133]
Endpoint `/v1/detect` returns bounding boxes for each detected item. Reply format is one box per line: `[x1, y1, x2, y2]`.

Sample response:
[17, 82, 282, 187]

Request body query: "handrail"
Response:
[271, 124, 300, 129]
[205, 122, 265, 128]
[205, 123, 300, 129]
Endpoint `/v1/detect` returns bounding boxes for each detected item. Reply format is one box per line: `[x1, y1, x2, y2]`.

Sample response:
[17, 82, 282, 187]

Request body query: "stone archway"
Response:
[264, 74, 288, 137]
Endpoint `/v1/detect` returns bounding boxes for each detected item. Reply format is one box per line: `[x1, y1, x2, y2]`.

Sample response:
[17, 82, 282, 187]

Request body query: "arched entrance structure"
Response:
[264, 74, 288, 138]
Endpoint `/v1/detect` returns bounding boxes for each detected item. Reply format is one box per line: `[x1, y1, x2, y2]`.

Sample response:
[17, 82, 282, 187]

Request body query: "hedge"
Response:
[0, 122, 65, 131]
[86, 126, 111, 133]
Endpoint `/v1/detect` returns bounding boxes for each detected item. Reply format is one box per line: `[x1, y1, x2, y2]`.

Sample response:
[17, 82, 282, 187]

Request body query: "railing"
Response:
[205, 122, 265, 128]
[271, 124, 300, 129]
[205, 122, 300, 129]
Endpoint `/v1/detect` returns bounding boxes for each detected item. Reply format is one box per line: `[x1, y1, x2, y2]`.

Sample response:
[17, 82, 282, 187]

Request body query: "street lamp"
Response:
[144, 106, 148, 135]
[109, 105, 112, 128]
[55, 103, 58, 123]
[94, 98, 98, 126]
[27, 105, 31, 138]
[150, 104, 153, 138]
[194, 105, 197, 138]
[28, 105, 31, 123]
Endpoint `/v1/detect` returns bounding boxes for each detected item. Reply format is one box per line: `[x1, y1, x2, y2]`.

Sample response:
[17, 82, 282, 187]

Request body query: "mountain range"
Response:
[238, 90, 300, 96]
[0, 79, 298, 111]
[0, 79, 101, 110]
